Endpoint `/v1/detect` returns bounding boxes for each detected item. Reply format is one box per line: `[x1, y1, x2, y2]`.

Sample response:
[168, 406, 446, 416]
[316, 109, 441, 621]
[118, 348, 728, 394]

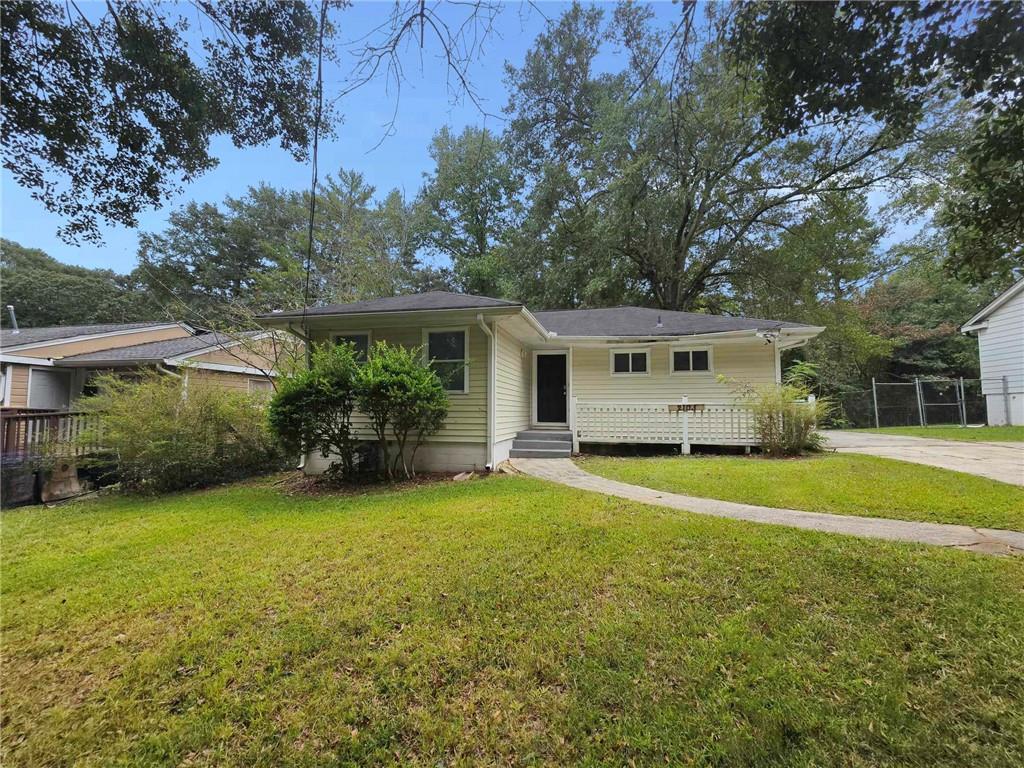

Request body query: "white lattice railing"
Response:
[570, 399, 758, 452]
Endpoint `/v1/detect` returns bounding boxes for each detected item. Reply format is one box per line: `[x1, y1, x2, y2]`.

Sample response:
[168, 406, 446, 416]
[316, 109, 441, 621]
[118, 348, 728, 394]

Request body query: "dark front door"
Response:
[536, 353, 567, 423]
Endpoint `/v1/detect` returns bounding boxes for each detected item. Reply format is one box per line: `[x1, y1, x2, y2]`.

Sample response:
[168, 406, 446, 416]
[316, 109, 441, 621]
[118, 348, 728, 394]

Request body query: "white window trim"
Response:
[0, 364, 8, 406]
[331, 330, 372, 357]
[669, 345, 714, 375]
[422, 326, 470, 394]
[609, 347, 651, 376]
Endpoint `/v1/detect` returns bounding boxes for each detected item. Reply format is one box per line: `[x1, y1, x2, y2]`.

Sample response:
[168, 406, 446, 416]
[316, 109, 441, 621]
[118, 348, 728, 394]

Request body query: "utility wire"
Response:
[301, 0, 329, 365]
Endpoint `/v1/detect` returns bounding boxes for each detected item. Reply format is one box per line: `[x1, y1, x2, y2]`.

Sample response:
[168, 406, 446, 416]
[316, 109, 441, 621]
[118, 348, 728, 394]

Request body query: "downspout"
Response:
[476, 313, 496, 471]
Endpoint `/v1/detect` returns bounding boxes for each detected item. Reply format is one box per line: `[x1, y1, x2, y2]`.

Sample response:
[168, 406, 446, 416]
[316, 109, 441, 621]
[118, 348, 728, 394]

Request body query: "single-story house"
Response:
[0, 321, 280, 411]
[258, 292, 824, 473]
[962, 277, 1024, 426]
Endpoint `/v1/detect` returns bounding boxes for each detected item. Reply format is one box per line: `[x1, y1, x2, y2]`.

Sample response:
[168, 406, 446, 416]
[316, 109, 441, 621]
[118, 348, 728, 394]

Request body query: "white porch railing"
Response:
[570, 398, 758, 453]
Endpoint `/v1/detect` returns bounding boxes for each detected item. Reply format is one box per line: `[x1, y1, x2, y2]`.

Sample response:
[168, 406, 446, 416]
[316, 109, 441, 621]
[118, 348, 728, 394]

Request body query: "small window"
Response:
[610, 349, 649, 375]
[671, 347, 711, 374]
[334, 332, 370, 361]
[248, 378, 274, 396]
[426, 329, 468, 393]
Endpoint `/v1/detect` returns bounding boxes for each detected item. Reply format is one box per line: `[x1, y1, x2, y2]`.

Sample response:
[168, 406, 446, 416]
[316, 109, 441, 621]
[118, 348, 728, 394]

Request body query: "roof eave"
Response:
[257, 304, 525, 327]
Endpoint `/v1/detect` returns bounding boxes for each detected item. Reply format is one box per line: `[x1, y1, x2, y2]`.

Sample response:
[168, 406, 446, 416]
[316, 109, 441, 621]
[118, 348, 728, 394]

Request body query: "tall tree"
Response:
[1, 0, 332, 243]
[730, 1, 1024, 282]
[503, 3, 952, 311]
[0, 240, 159, 327]
[416, 126, 520, 296]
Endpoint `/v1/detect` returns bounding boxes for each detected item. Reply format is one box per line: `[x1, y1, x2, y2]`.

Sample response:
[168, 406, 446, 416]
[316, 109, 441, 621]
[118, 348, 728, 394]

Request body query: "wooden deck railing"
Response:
[570, 399, 758, 452]
[0, 410, 100, 461]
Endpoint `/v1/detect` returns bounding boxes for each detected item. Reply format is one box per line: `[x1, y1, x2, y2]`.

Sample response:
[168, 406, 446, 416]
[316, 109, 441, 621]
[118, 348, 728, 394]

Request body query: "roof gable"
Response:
[962, 278, 1024, 331]
[0, 321, 180, 349]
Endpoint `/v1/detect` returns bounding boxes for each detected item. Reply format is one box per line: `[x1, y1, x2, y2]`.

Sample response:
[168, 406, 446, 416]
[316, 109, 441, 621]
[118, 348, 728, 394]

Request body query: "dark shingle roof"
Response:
[531, 307, 812, 337]
[259, 291, 521, 319]
[0, 321, 175, 349]
[58, 332, 239, 365]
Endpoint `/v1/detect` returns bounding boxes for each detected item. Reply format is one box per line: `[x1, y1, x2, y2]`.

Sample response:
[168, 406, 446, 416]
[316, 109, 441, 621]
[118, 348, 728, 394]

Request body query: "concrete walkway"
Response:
[823, 430, 1024, 486]
[509, 458, 1024, 557]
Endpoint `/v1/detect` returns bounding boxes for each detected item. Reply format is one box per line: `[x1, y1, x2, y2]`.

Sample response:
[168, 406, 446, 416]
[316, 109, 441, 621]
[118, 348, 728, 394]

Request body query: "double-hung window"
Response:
[671, 347, 711, 374]
[333, 332, 370, 361]
[610, 348, 649, 375]
[426, 329, 468, 393]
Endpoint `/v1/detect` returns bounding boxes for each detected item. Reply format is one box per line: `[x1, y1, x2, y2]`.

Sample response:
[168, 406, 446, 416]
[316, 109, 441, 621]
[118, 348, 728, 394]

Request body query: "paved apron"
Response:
[509, 458, 1024, 557]
[823, 430, 1024, 486]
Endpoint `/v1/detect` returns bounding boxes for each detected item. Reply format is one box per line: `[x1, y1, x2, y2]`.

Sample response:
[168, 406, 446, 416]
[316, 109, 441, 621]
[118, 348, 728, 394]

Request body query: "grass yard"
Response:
[3, 477, 1024, 767]
[577, 453, 1024, 531]
[853, 425, 1024, 442]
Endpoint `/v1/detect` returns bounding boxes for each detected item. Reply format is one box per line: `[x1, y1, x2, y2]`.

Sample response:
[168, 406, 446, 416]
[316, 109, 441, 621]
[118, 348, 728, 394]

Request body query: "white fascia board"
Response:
[165, 359, 277, 377]
[0, 353, 56, 366]
[1, 323, 185, 353]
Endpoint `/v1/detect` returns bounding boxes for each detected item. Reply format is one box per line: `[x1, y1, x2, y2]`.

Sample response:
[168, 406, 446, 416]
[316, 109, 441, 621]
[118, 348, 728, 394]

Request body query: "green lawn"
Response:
[577, 453, 1024, 531]
[3, 477, 1024, 766]
[854, 426, 1024, 442]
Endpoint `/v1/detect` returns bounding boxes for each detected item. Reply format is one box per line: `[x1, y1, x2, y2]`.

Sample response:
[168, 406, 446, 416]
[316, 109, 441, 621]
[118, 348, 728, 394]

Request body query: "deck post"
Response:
[570, 396, 579, 454]
[680, 396, 691, 455]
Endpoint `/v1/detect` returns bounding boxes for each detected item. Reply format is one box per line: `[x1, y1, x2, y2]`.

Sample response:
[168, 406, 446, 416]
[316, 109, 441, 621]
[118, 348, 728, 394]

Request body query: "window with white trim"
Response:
[426, 329, 468, 393]
[671, 347, 712, 373]
[610, 349, 649, 375]
[333, 332, 370, 361]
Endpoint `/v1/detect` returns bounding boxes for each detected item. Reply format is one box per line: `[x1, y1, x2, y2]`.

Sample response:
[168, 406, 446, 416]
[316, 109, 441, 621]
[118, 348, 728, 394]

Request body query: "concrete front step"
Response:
[515, 430, 572, 442]
[512, 439, 572, 451]
[509, 447, 572, 459]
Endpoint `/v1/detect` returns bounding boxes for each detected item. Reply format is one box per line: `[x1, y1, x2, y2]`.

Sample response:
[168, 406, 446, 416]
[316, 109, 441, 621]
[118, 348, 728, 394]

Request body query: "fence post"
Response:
[871, 377, 880, 429]
[1003, 376, 1011, 426]
[958, 377, 966, 427]
[921, 376, 929, 428]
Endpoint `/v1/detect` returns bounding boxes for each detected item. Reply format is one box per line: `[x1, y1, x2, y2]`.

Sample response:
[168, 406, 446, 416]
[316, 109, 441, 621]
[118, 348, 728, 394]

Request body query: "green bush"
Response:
[77, 371, 283, 493]
[355, 342, 449, 479]
[728, 364, 831, 457]
[268, 342, 361, 476]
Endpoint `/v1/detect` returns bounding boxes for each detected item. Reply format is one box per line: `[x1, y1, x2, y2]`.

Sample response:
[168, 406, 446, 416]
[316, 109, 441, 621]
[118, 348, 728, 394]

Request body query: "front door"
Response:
[536, 353, 567, 424]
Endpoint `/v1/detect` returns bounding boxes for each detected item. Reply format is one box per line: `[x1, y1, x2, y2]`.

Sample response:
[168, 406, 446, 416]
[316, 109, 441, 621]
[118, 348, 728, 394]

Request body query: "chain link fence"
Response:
[832, 377, 1010, 428]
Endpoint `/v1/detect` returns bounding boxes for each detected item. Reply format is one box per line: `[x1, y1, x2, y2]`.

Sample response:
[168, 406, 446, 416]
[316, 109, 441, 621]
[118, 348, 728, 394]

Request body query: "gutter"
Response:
[476, 313, 496, 471]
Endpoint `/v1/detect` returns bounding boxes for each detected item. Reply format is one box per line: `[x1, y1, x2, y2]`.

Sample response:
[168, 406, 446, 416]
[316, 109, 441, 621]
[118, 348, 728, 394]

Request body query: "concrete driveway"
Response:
[824, 431, 1024, 486]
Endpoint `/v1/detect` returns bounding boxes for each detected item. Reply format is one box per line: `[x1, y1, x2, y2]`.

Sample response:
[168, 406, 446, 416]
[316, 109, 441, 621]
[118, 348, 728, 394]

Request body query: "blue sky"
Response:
[1, 1, 684, 274]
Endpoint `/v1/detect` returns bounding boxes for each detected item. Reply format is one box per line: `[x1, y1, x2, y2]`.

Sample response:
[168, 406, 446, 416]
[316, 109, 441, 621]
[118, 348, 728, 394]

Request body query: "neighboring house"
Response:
[962, 278, 1024, 426]
[258, 291, 824, 473]
[0, 321, 279, 410]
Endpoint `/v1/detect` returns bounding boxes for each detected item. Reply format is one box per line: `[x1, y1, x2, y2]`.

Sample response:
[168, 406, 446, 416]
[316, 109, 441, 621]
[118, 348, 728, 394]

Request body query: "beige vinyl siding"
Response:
[5, 364, 31, 408]
[308, 322, 488, 443]
[494, 325, 531, 441]
[571, 341, 776, 404]
[187, 369, 256, 393]
[187, 339, 279, 370]
[11, 326, 190, 359]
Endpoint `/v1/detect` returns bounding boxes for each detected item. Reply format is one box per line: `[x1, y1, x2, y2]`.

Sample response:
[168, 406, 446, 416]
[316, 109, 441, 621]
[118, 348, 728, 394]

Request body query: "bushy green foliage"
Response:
[78, 372, 282, 494]
[268, 342, 361, 476]
[729, 365, 831, 457]
[268, 341, 449, 481]
[355, 342, 449, 479]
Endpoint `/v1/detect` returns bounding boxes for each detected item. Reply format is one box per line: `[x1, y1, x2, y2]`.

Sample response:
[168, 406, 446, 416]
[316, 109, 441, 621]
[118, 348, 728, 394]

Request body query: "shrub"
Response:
[268, 342, 361, 477]
[77, 371, 283, 493]
[727, 365, 831, 457]
[355, 342, 449, 479]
